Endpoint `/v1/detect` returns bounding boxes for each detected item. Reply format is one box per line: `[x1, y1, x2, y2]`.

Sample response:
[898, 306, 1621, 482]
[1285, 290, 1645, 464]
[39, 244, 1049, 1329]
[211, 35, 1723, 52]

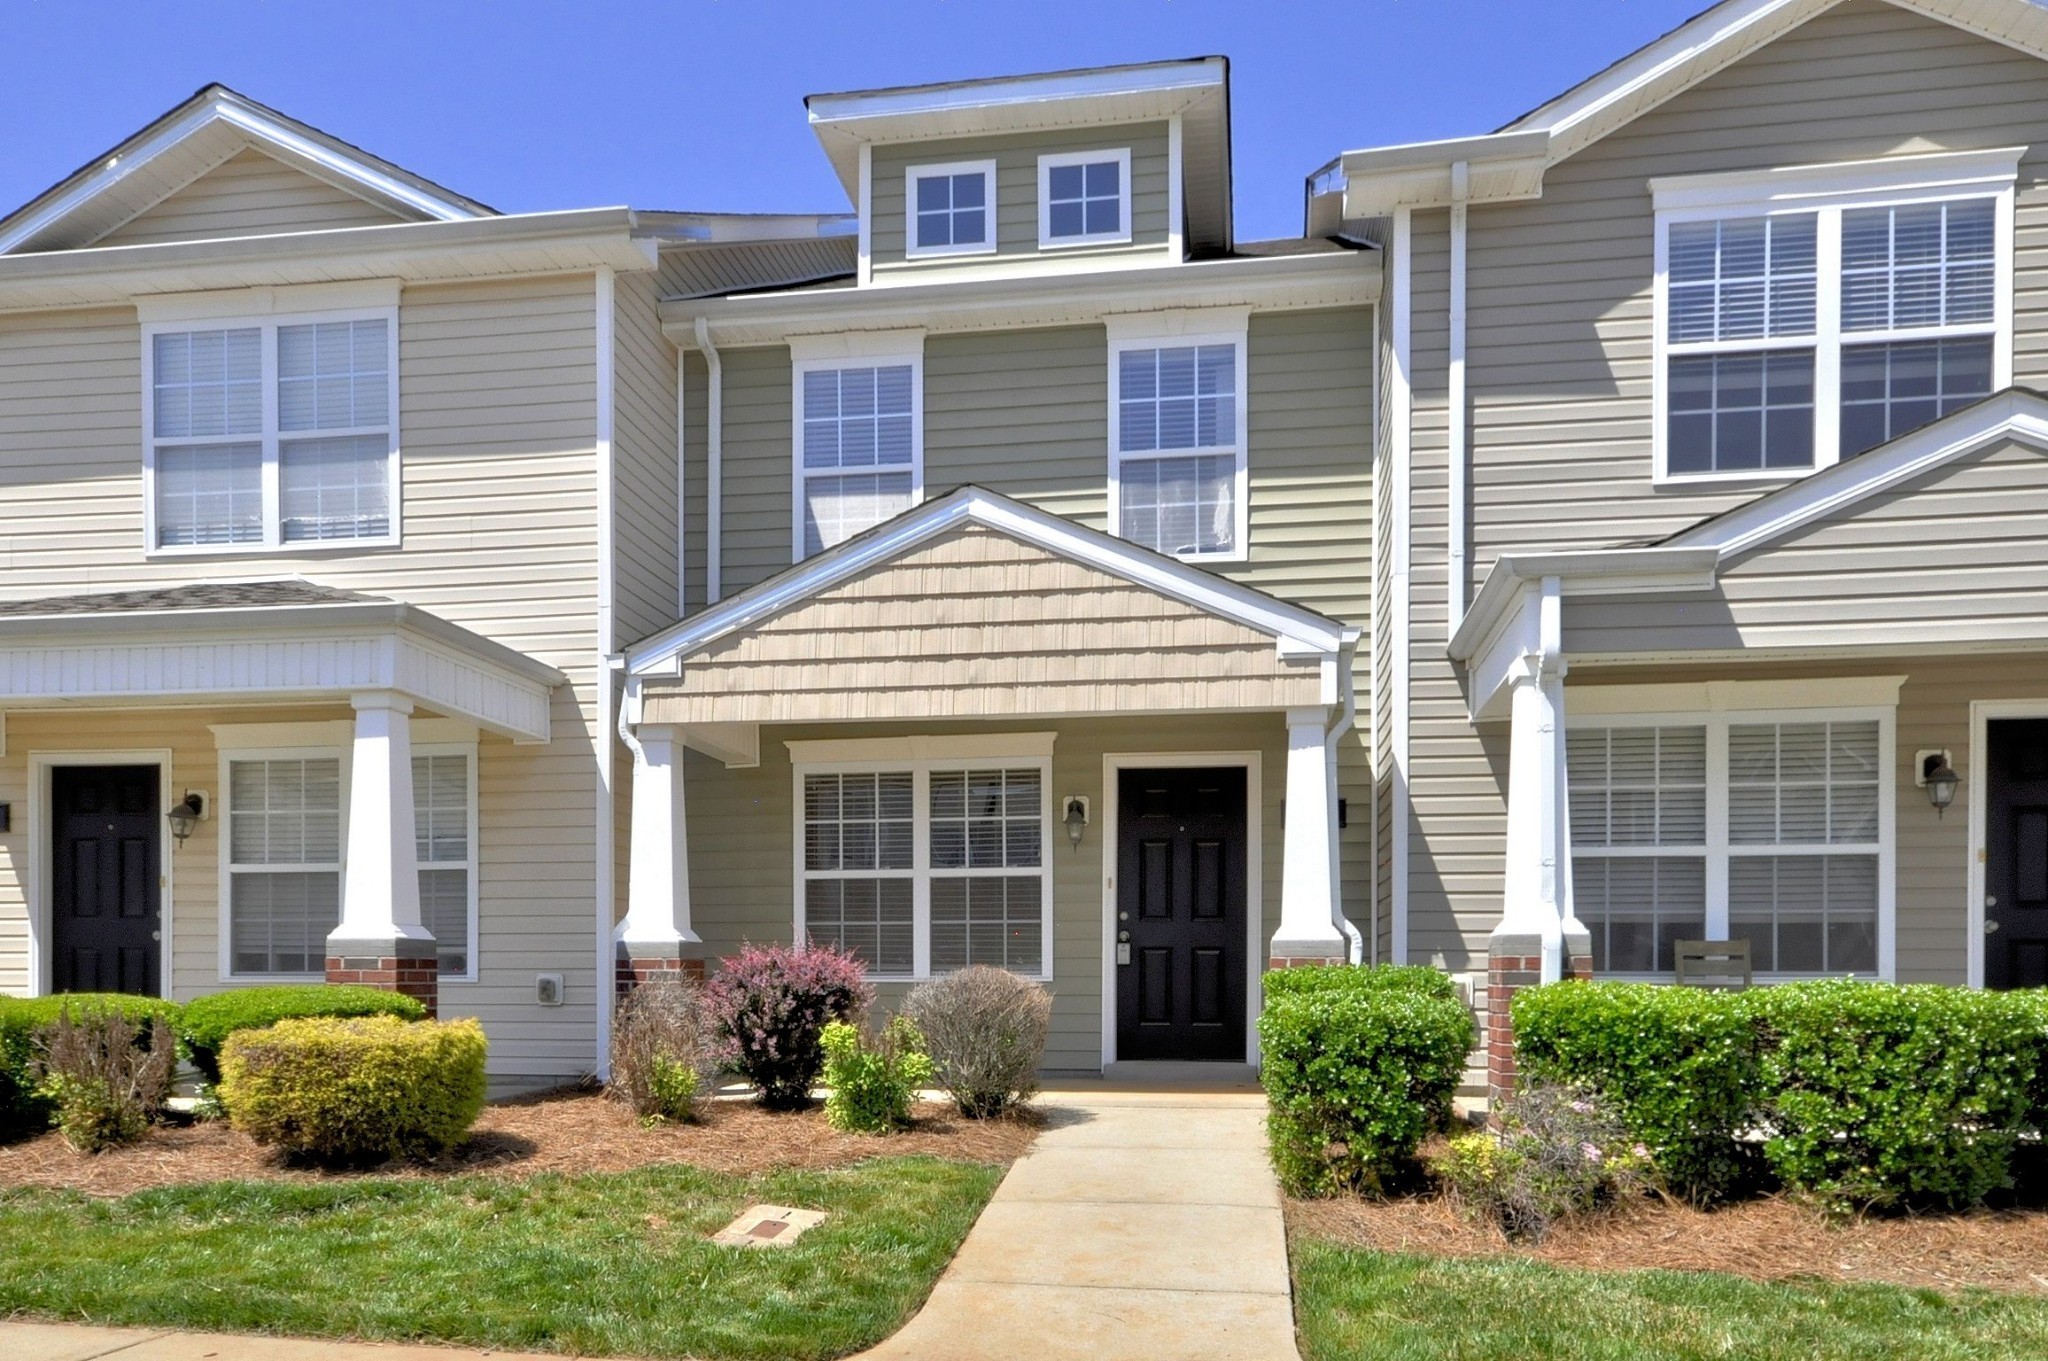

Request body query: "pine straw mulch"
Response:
[0, 1087, 1044, 1198]
[1288, 1189, 2048, 1297]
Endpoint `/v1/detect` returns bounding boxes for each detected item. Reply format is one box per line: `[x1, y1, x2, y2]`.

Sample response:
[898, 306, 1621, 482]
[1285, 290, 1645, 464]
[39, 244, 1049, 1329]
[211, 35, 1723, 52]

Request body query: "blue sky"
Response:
[1, 1, 1714, 242]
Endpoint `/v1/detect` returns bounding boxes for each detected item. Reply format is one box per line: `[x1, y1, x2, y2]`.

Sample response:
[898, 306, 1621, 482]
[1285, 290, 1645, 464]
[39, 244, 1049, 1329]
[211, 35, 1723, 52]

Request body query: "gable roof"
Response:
[1334, 0, 2048, 215]
[623, 485, 1355, 675]
[0, 84, 493, 255]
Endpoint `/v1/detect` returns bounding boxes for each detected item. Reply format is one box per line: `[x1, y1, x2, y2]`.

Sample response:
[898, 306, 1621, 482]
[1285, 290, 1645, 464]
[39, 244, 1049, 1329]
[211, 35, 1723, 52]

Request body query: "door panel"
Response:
[50, 765, 162, 997]
[1115, 766, 1247, 1061]
[1985, 720, 2048, 989]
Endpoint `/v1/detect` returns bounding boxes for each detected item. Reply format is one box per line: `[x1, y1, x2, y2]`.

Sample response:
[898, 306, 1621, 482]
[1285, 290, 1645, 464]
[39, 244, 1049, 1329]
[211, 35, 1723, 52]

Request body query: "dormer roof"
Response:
[0, 84, 493, 255]
[805, 57, 1232, 253]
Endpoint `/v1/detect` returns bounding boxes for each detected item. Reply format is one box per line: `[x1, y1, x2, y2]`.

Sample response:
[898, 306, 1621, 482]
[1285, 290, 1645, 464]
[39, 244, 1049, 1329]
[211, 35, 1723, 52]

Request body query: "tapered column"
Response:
[1271, 707, 1348, 969]
[617, 726, 706, 995]
[326, 691, 436, 1015]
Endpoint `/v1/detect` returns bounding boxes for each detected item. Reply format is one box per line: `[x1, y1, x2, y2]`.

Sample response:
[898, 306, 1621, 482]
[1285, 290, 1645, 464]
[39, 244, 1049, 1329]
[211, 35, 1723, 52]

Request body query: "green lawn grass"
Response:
[0, 1156, 1001, 1360]
[1293, 1240, 2048, 1361]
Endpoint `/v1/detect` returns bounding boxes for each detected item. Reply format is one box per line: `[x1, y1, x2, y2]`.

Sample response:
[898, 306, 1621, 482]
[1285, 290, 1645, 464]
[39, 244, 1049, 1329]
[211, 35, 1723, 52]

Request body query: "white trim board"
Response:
[1097, 750, 1265, 1069]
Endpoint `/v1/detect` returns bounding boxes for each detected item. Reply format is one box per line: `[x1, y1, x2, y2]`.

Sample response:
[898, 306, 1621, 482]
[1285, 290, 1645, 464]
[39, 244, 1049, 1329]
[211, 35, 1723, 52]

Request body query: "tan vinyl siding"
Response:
[682, 712, 1289, 1072]
[715, 345, 795, 597]
[611, 270, 680, 645]
[641, 525, 1326, 725]
[680, 351, 710, 614]
[870, 123, 1173, 274]
[924, 326, 1110, 526]
[95, 148, 410, 246]
[0, 275, 607, 1075]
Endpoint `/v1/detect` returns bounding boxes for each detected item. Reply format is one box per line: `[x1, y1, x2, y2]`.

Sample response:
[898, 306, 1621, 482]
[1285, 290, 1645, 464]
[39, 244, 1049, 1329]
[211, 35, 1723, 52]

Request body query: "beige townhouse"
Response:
[1318, 0, 2048, 1094]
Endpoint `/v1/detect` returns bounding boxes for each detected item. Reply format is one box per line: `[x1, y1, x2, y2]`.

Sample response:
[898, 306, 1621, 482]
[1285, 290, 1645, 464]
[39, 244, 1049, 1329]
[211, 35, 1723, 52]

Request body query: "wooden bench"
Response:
[1674, 939, 1753, 991]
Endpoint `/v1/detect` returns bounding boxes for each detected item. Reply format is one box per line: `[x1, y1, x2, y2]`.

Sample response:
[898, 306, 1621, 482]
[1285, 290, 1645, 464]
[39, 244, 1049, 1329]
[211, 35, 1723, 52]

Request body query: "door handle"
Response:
[150, 930, 161, 941]
[1985, 919, 2001, 935]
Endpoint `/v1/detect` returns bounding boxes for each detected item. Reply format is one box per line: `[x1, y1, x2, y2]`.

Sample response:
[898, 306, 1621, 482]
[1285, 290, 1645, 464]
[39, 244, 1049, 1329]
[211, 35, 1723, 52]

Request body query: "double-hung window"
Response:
[1039, 148, 1131, 248]
[1108, 314, 1248, 561]
[906, 160, 995, 258]
[795, 745, 1052, 981]
[1653, 150, 2014, 482]
[791, 337, 923, 560]
[1568, 709, 1892, 979]
[220, 733, 478, 981]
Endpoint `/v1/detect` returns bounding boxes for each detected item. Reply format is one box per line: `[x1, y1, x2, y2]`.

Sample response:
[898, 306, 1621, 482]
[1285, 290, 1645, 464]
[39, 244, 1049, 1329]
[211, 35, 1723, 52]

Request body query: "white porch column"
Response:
[617, 724, 706, 992]
[326, 691, 436, 1013]
[1272, 706, 1348, 968]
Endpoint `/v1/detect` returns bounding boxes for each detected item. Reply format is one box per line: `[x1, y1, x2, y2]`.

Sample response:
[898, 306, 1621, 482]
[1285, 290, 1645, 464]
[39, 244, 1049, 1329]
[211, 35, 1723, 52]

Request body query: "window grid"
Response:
[226, 756, 343, 977]
[146, 311, 396, 553]
[796, 362, 918, 558]
[1568, 714, 1887, 979]
[414, 750, 476, 980]
[797, 760, 1051, 980]
[1111, 338, 1245, 561]
[1040, 149, 1131, 247]
[1659, 186, 2009, 481]
[909, 163, 993, 256]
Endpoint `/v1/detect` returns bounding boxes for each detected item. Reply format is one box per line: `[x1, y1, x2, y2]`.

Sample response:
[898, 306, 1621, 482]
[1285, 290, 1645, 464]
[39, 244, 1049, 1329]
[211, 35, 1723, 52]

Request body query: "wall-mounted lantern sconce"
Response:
[167, 790, 208, 846]
[1917, 751, 1959, 817]
[1062, 795, 1090, 848]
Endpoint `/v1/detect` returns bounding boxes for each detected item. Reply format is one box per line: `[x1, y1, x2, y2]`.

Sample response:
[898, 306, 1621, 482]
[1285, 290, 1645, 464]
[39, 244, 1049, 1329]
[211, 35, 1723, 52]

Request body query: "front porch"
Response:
[618, 487, 1366, 1072]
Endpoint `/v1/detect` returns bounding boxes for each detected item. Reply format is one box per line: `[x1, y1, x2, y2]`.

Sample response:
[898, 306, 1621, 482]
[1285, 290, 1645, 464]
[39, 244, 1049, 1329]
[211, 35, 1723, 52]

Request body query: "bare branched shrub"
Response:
[610, 974, 714, 1121]
[31, 1008, 175, 1154]
[904, 967, 1051, 1118]
[1432, 1083, 1656, 1242]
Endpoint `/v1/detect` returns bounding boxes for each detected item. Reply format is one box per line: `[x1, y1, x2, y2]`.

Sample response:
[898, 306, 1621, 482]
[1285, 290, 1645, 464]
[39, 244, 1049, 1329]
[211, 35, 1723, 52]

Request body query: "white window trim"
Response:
[214, 743, 350, 983]
[790, 752, 1055, 983]
[787, 331, 926, 562]
[1038, 147, 1134, 250]
[1651, 150, 2017, 488]
[1105, 308, 1252, 564]
[211, 728, 478, 983]
[904, 158, 998, 260]
[141, 302, 402, 558]
[1566, 703, 1897, 982]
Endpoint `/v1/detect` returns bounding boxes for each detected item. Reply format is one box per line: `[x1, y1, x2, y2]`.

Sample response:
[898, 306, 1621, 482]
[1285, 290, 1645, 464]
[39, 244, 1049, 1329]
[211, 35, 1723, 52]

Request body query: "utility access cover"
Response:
[712, 1204, 828, 1248]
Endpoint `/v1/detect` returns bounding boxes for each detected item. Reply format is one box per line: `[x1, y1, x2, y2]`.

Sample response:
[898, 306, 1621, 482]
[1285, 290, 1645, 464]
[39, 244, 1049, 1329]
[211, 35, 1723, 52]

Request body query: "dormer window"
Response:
[906, 160, 995, 258]
[1039, 149, 1132, 249]
[1652, 149, 2015, 484]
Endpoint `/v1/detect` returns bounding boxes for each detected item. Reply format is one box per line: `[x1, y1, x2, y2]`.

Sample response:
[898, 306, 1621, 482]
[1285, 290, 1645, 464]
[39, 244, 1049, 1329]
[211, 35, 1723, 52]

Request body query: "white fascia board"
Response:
[1449, 547, 1722, 663]
[661, 251, 1377, 347]
[1665, 390, 2048, 560]
[0, 208, 656, 313]
[624, 486, 1351, 674]
[1337, 130, 1550, 215]
[807, 59, 1225, 127]
[0, 94, 483, 256]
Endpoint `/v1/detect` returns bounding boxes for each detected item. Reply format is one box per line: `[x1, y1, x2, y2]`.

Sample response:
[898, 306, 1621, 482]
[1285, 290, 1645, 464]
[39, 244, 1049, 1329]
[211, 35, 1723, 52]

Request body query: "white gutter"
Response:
[694, 317, 724, 603]
[1388, 207, 1414, 965]
[1446, 161, 1470, 633]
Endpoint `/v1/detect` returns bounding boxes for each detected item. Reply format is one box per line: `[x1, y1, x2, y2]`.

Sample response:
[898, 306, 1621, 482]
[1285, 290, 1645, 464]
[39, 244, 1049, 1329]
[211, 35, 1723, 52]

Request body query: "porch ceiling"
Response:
[0, 581, 564, 743]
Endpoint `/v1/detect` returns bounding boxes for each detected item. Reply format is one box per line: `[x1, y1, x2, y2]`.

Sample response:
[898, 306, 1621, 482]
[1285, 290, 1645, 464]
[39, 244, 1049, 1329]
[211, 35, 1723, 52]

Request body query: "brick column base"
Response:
[326, 938, 438, 1019]
[1485, 929, 1594, 1117]
[616, 951, 707, 998]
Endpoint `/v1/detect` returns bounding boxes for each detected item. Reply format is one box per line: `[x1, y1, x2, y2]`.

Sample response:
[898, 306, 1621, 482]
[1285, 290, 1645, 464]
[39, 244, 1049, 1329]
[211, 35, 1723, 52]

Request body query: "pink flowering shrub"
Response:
[702, 942, 871, 1109]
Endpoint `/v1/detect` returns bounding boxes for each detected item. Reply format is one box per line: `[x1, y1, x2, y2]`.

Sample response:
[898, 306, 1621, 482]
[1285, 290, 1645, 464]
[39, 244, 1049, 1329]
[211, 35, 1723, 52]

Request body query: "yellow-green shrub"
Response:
[219, 1015, 486, 1163]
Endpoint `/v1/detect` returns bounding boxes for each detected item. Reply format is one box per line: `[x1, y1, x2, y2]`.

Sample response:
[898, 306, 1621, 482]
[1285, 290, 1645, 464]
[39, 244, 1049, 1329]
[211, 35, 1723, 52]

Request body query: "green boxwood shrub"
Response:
[1259, 967, 1475, 1197]
[1749, 981, 2042, 1212]
[1263, 963, 1460, 1004]
[0, 994, 181, 1140]
[218, 1015, 486, 1164]
[1513, 981, 1763, 1202]
[179, 984, 427, 1082]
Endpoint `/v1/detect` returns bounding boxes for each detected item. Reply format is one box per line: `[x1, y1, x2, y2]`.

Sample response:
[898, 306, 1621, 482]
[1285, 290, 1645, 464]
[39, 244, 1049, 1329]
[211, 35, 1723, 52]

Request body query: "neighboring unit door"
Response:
[1984, 719, 2048, 990]
[50, 765, 162, 996]
[1115, 766, 1248, 1061]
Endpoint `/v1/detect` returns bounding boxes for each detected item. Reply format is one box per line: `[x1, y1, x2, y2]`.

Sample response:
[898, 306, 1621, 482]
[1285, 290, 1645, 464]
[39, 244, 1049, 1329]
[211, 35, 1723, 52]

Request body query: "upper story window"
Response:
[1039, 148, 1132, 249]
[791, 335, 924, 560]
[906, 160, 995, 259]
[1108, 312, 1249, 562]
[145, 306, 399, 554]
[1652, 150, 2015, 484]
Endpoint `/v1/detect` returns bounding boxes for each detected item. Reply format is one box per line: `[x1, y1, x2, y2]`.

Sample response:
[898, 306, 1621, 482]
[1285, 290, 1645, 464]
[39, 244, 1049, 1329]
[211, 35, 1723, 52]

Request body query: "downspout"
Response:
[593, 266, 617, 1081]
[675, 349, 688, 618]
[694, 317, 724, 603]
[1325, 647, 1365, 963]
[1446, 161, 1471, 633]
[1537, 575, 1567, 984]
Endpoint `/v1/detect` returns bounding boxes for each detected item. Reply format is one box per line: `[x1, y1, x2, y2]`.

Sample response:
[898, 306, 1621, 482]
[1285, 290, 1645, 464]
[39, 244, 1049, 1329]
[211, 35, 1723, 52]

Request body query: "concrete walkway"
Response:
[1, 1085, 1299, 1361]
[852, 1083, 1299, 1361]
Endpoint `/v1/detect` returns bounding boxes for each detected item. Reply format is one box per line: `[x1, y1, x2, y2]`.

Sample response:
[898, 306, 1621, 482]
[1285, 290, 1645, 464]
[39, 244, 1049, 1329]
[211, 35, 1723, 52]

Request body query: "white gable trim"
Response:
[622, 486, 1356, 675]
[0, 90, 483, 256]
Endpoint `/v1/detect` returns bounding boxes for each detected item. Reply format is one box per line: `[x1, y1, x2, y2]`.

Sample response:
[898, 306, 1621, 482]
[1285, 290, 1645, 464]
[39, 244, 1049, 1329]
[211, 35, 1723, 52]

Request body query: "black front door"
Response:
[1115, 767, 1247, 1061]
[50, 765, 162, 996]
[1985, 719, 2048, 990]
